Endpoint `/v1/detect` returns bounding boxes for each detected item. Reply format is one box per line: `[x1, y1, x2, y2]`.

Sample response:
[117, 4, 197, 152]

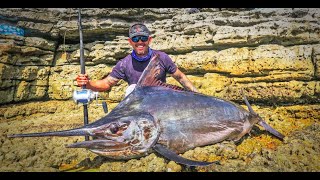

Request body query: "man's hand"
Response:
[76, 74, 89, 87]
[75, 74, 119, 92]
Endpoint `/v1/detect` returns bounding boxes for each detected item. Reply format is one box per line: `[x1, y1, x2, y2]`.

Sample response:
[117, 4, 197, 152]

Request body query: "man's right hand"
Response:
[76, 74, 89, 87]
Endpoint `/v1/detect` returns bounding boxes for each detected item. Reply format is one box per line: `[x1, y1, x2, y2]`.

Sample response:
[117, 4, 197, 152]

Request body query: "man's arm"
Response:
[76, 74, 120, 92]
[171, 68, 199, 92]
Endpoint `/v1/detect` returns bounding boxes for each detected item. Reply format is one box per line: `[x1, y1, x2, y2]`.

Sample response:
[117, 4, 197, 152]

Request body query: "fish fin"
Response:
[241, 90, 256, 115]
[136, 54, 161, 87]
[153, 144, 220, 167]
[135, 54, 193, 92]
[258, 121, 285, 140]
[241, 89, 285, 140]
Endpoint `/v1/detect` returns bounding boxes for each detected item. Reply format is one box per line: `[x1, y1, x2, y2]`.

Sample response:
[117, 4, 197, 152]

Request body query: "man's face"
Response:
[129, 36, 152, 56]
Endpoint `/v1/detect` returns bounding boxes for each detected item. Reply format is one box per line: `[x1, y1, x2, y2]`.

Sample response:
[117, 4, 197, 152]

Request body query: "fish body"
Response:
[117, 86, 255, 154]
[8, 54, 284, 166]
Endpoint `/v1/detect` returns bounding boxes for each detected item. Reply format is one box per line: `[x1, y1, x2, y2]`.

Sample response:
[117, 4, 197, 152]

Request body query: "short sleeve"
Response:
[110, 59, 126, 80]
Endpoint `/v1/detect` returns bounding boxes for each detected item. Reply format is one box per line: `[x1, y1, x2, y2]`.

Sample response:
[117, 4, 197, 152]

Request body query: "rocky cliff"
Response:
[0, 8, 319, 172]
[0, 8, 319, 105]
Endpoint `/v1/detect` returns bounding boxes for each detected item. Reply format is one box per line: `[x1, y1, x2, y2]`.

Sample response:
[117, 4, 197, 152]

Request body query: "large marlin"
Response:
[8, 54, 284, 166]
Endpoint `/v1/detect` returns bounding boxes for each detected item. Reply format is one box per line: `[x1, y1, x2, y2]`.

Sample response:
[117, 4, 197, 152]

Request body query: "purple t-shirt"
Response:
[110, 50, 177, 85]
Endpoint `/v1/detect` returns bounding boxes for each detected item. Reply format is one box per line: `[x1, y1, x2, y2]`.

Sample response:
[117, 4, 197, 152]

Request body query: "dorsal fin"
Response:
[136, 54, 161, 87]
[135, 54, 193, 93]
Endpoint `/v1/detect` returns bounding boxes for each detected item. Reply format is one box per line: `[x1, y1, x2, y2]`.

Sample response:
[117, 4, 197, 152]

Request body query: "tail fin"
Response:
[258, 121, 285, 140]
[242, 89, 285, 140]
[242, 93, 256, 115]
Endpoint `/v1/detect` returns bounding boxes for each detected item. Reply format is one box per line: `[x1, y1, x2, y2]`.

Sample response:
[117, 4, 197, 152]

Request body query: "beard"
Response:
[135, 47, 148, 56]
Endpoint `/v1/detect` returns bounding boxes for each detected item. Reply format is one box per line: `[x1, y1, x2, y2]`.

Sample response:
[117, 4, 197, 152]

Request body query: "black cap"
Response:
[129, 23, 150, 38]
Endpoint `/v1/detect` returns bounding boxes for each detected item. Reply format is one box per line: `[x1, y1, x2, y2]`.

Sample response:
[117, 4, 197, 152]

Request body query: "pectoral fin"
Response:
[153, 144, 219, 167]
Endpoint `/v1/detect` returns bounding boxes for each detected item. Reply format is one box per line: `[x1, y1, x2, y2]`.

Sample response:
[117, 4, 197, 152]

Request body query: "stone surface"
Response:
[0, 9, 319, 172]
[0, 8, 319, 105]
[0, 100, 318, 172]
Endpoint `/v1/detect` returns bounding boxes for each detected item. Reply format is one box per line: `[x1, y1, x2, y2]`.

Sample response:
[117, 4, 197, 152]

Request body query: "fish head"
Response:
[67, 112, 160, 159]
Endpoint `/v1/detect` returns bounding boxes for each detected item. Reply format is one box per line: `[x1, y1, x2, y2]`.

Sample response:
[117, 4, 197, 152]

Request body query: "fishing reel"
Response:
[73, 89, 96, 104]
[72, 89, 108, 113]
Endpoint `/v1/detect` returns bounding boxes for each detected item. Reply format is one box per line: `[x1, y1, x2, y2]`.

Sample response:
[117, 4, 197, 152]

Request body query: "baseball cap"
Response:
[129, 23, 150, 38]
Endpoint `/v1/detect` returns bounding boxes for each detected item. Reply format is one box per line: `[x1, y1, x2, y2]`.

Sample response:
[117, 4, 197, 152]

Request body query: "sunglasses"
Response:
[131, 36, 149, 42]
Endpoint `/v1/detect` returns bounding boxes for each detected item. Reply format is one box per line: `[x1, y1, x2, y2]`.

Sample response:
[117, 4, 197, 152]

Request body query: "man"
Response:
[76, 23, 198, 96]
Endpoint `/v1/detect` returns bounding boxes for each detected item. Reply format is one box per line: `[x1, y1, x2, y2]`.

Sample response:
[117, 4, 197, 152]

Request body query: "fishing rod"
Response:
[73, 8, 108, 141]
[77, 8, 89, 141]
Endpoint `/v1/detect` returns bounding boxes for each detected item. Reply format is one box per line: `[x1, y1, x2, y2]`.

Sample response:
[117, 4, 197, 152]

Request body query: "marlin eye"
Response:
[109, 124, 119, 134]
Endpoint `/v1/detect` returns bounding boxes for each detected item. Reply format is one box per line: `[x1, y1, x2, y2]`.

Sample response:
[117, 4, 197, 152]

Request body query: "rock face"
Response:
[0, 8, 319, 105]
[0, 8, 319, 172]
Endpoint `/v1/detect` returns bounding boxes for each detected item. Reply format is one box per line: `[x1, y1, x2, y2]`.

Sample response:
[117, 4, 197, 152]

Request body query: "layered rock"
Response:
[0, 35, 55, 104]
[0, 8, 320, 172]
[0, 8, 319, 105]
